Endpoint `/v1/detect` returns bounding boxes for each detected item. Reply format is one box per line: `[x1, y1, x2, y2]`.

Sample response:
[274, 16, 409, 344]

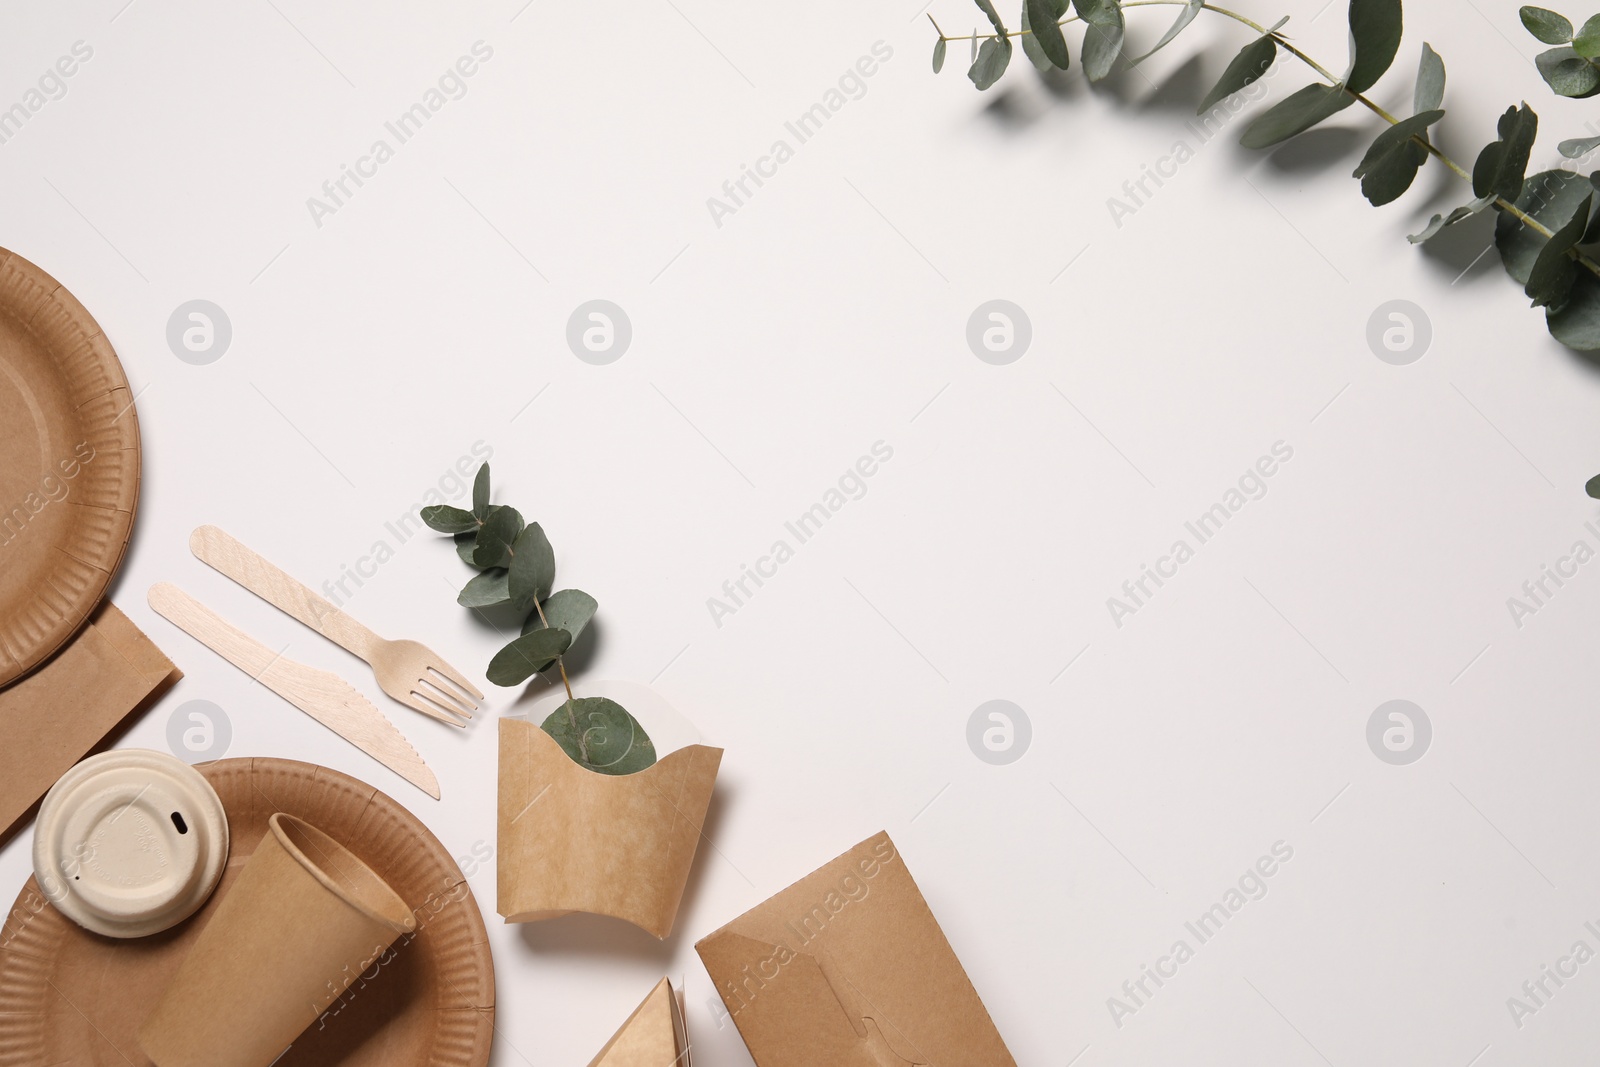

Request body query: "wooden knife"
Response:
[148, 582, 440, 800]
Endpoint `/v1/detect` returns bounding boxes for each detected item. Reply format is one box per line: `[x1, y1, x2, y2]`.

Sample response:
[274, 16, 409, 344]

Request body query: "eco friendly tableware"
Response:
[138, 812, 416, 1067]
[0, 248, 140, 687]
[696, 832, 1017, 1067]
[499, 687, 721, 938]
[0, 603, 179, 846]
[588, 978, 691, 1067]
[189, 525, 481, 726]
[0, 757, 495, 1067]
[148, 582, 440, 799]
[32, 749, 227, 938]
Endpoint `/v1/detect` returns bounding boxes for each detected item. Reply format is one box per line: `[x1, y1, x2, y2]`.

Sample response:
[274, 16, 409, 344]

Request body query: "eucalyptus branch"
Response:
[1248, 10, 1598, 271]
[934, 0, 1600, 349]
[1281, 32, 1596, 273]
[421, 463, 657, 775]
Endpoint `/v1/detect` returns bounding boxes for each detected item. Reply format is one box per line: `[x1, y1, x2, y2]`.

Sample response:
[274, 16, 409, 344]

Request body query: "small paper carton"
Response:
[695, 831, 1016, 1066]
[588, 977, 690, 1067]
[138, 812, 417, 1067]
[498, 718, 722, 939]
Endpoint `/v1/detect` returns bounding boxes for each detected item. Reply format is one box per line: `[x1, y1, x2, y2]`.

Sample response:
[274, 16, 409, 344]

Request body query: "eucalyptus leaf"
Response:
[1133, 0, 1203, 63]
[1496, 169, 1594, 285]
[1353, 109, 1443, 206]
[420, 505, 477, 534]
[541, 697, 657, 775]
[1586, 471, 1600, 498]
[1548, 271, 1600, 350]
[1575, 14, 1600, 57]
[1537, 46, 1600, 96]
[459, 568, 510, 608]
[1239, 83, 1354, 149]
[507, 522, 555, 610]
[1522, 5, 1575, 44]
[523, 588, 599, 646]
[1073, 0, 1125, 81]
[1407, 194, 1494, 243]
[1198, 33, 1278, 113]
[1082, 23, 1125, 82]
[1559, 134, 1600, 158]
[1526, 193, 1593, 309]
[486, 627, 571, 686]
[1472, 104, 1538, 203]
[1346, 0, 1404, 93]
[472, 505, 524, 569]
[1026, 0, 1071, 69]
[973, 0, 1007, 34]
[1414, 43, 1445, 113]
[472, 464, 490, 521]
[1020, 1, 1053, 72]
[969, 35, 1013, 88]
[933, 36, 948, 72]
[455, 530, 488, 569]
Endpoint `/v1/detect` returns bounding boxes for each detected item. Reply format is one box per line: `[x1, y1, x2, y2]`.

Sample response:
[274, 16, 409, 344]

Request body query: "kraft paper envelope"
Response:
[0, 601, 179, 846]
[588, 977, 690, 1067]
[695, 831, 1015, 1067]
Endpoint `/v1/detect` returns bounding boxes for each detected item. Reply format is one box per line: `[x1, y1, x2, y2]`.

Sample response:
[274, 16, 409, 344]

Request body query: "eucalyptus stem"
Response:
[530, 591, 585, 756]
[932, 0, 1600, 277]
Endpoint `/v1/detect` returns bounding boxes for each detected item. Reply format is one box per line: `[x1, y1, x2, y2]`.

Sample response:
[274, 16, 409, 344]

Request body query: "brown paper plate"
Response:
[0, 757, 495, 1066]
[0, 248, 140, 688]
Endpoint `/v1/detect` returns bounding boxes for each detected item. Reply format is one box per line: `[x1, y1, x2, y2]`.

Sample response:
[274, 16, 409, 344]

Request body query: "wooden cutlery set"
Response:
[149, 525, 483, 800]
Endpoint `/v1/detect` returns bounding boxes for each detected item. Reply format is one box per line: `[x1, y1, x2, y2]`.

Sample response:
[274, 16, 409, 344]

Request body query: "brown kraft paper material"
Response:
[0, 757, 496, 1067]
[498, 718, 722, 939]
[588, 977, 690, 1067]
[0, 601, 180, 846]
[138, 813, 417, 1067]
[695, 831, 1017, 1067]
[0, 247, 141, 688]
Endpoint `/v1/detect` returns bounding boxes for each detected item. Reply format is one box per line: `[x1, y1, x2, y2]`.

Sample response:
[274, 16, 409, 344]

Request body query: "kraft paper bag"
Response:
[695, 831, 1016, 1067]
[588, 977, 690, 1067]
[0, 601, 179, 847]
[498, 718, 721, 939]
[138, 813, 416, 1067]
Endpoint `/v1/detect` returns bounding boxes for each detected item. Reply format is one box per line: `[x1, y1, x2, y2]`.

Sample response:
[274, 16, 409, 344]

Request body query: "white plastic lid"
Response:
[32, 749, 230, 938]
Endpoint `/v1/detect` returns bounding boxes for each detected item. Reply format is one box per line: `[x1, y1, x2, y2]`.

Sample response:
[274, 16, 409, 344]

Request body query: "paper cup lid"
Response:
[33, 749, 230, 938]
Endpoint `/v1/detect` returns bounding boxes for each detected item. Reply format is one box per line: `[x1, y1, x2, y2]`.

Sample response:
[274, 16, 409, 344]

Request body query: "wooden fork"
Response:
[189, 525, 482, 727]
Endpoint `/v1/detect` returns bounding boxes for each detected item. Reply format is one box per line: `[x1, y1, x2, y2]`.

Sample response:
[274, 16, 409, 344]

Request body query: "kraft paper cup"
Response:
[32, 749, 228, 938]
[138, 812, 416, 1067]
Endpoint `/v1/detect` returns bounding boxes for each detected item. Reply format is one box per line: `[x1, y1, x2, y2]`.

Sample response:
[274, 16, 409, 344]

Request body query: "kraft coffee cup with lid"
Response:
[32, 748, 230, 938]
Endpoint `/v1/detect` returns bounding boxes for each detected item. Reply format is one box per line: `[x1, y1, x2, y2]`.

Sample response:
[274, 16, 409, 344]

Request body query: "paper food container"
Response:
[588, 977, 690, 1067]
[695, 831, 1017, 1066]
[138, 812, 417, 1067]
[498, 685, 721, 939]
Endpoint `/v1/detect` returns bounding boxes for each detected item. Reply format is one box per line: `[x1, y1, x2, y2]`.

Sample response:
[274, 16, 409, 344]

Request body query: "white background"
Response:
[3, 0, 1599, 1063]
